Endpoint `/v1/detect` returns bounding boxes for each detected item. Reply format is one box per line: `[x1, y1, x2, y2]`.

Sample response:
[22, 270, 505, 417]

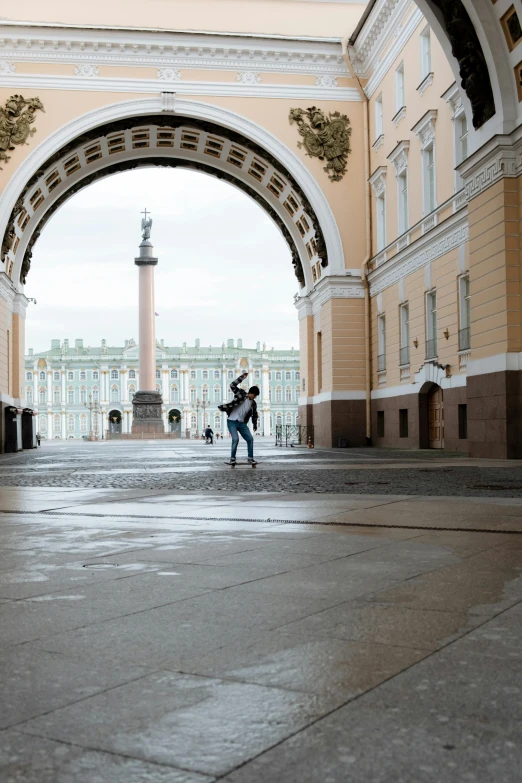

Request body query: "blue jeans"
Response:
[227, 419, 254, 460]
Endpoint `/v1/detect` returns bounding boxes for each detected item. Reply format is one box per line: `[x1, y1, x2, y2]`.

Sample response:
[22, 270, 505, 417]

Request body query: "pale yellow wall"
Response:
[468, 177, 521, 358]
[368, 16, 457, 251]
[299, 315, 314, 397]
[319, 298, 365, 393]
[11, 313, 25, 402]
[0, 299, 13, 396]
[8, 1, 367, 38]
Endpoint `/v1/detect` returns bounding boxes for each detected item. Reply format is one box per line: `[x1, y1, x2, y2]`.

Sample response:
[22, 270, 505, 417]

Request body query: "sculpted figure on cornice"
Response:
[0, 95, 45, 169]
[289, 106, 351, 182]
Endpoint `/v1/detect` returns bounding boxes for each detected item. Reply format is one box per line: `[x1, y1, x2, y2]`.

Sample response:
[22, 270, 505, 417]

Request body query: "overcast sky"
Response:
[25, 168, 300, 354]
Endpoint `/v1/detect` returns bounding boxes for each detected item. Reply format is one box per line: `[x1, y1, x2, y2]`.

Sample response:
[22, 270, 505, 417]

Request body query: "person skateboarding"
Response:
[218, 371, 259, 465]
[204, 425, 214, 444]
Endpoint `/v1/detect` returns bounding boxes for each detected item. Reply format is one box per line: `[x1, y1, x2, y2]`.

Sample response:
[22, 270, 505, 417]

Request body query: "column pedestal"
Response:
[131, 390, 164, 434]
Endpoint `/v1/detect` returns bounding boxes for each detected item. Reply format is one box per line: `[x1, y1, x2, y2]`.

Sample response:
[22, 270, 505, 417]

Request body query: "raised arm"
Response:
[230, 371, 248, 393]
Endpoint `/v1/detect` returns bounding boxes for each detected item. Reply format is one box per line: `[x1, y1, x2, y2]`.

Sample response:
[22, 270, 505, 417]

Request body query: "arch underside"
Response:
[2, 115, 329, 292]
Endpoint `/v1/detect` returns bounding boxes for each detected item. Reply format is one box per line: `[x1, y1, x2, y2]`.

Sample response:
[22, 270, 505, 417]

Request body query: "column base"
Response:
[131, 390, 164, 435]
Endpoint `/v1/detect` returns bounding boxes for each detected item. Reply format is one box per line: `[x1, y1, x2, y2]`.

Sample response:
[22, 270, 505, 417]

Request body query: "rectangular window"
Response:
[375, 95, 383, 138]
[424, 145, 436, 213]
[398, 171, 408, 234]
[377, 410, 385, 438]
[420, 28, 431, 79]
[426, 291, 438, 359]
[455, 114, 469, 189]
[458, 275, 471, 350]
[458, 404, 468, 439]
[376, 193, 386, 251]
[399, 303, 410, 366]
[67, 390, 74, 404]
[399, 408, 409, 438]
[396, 63, 405, 110]
[53, 389, 60, 405]
[377, 315, 386, 371]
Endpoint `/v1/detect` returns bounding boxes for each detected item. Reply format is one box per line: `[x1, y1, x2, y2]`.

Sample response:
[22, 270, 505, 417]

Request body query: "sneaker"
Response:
[230, 458, 236, 464]
[248, 458, 257, 465]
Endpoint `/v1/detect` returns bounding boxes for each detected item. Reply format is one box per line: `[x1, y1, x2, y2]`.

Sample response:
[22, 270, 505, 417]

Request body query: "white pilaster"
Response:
[61, 409, 66, 439]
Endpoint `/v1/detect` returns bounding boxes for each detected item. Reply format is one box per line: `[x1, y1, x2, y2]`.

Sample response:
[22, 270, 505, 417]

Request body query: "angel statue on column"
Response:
[141, 208, 153, 241]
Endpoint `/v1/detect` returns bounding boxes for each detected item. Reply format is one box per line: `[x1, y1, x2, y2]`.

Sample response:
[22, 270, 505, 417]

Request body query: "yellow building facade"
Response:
[1, 0, 522, 455]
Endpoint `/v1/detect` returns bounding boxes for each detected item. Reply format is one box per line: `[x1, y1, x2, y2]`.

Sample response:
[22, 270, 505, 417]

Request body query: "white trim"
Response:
[368, 209, 468, 296]
[0, 23, 350, 77]
[12, 293, 29, 318]
[458, 125, 522, 202]
[0, 96, 345, 292]
[0, 272, 16, 309]
[372, 365, 467, 399]
[0, 72, 360, 101]
[296, 275, 365, 318]
[468, 353, 522, 376]
[299, 390, 366, 404]
[387, 140, 410, 175]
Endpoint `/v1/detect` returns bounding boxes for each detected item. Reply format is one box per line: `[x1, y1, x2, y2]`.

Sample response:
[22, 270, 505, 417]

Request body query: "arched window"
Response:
[80, 387, 87, 404]
[190, 370, 196, 380]
[295, 371, 300, 381]
[202, 370, 208, 380]
[275, 371, 282, 381]
[270, 414, 273, 431]
[190, 414, 197, 429]
[26, 387, 33, 404]
[80, 371, 86, 381]
[214, 412, 221, 430]
[26, 371, 32, 381]
[92, 386, 99, 402]
[190, 387, 196, 403]
[214, 386, 221, 402]
[276, 387, 282, 403]
[53, 387, 60, 405]
[54, 415, 60, 432]
[268, 372, 272, 381]
[276, 413, 282, 426]
[269, 388, 272, 401]
[39, 371, 46, 381]
[39, 415, 47, 433]
[67, 388, 74, 404]
[227, 370, 234, 380]
[39, 388, 46, 405]
[129, 369, 136, 379]
[68, 415, 75, 432]
[202, 386, 209, 402]
[111, 386, 119, 402]
[286, 412, 292, 425]
[156, 369, 161, 379]
[203, 411, 209, 427]
[54, 371, 60, 381]
[129, 385, 136, 399]
[92, 371, 99, 381]
[254, 370, 260, 380]
[214, 369, 220, 380]
[111, 370, 119, 380]
[67, 371, 74, 381]
[285, 386, 292, 403]
[80, 415, 87, 432]
[171, 369, 178, 379]
[170, 385, 179, 402]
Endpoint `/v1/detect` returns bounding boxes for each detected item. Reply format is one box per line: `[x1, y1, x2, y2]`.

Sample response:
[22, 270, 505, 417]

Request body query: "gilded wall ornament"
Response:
[0, 94, 44, 169]
[289, 106, 351, 182]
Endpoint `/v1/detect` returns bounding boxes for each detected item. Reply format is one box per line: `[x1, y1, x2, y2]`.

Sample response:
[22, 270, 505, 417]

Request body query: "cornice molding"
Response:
[387, 140, 410, 175]
[457, 126, 522, 201]
[296, 275, 365, 318]
[368, 210, 468, 296]
[369, 166, 387, 195]
[0, 272, 16, 308]
[0, 24, 349, 77]
[0, 71, 360, 101]
[13, 293, 29, 318]
[412, 109, 437, 149]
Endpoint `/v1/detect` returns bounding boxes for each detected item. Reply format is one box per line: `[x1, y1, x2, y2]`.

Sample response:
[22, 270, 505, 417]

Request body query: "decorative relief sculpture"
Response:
[157, 67, 182, 81]
[236, 71, 261, 84]
[0, 94, 44, 168]
[289, 106, 351, 182]
[430, 0, 495, 129]
[73, 64, 99, 77]
[315, 75, 338, 88]
[0, 61, 16, 75]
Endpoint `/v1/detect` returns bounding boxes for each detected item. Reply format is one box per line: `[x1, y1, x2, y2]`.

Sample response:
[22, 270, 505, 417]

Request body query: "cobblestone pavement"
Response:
[1, 465, 522, 781]
[1, 439, 522, 496]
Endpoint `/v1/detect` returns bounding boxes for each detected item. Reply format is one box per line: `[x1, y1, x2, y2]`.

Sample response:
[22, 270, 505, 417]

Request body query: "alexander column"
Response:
[131, 209, 164, 434]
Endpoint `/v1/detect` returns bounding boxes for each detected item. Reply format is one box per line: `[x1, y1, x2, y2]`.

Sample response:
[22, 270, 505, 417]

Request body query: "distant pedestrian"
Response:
[36, 431, 41, 446]
[204, 425, 214, 444]
[218, 371, 259, 465]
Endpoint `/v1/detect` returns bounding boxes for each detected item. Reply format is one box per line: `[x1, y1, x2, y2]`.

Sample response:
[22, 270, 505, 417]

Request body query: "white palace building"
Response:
[25, 338, 300, 439]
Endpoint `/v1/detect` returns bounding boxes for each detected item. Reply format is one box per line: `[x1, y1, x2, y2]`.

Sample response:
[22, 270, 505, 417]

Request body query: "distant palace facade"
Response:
[25, 338, 300, 439]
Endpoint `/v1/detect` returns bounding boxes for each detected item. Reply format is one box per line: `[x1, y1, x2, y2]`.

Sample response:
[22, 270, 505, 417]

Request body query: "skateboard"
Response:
[225, 461, 257, 469]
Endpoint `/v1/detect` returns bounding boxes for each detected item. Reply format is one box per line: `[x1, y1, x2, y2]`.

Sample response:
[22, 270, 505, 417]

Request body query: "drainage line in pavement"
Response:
[0, 508, 520, 535]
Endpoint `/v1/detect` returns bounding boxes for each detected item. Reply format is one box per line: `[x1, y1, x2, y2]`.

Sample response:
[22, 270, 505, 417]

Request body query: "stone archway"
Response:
[108, 409, 122, 435]
[418, 382, 444, 450]
[0, 97, 344, 295]
[168, 408, 182, 436]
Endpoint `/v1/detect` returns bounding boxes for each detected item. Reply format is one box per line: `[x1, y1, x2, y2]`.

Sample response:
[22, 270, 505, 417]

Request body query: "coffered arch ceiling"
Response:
[1, 100, 343, 294]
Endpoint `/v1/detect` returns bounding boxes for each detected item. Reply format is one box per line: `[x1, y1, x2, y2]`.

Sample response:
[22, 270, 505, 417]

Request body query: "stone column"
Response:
[132, 232, 164, 433]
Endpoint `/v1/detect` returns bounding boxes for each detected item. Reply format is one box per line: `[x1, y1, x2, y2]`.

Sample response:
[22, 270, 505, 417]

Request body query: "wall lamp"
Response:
[413, 338, 419, 348]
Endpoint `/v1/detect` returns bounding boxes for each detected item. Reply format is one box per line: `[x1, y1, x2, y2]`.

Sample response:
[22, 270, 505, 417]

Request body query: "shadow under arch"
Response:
[1, 98, 344, 295]
[418, 380, 442, 449]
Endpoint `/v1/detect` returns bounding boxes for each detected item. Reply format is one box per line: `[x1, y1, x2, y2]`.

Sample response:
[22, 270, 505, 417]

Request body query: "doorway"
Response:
[168, 409, 182, 437]
[108, 410, 122, 435]
[428, 386, 444, 449]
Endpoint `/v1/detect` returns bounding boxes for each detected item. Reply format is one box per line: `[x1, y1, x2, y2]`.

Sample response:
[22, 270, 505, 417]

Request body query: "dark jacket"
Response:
[204, 427, 213, 437]
[218, 374, 258, 431]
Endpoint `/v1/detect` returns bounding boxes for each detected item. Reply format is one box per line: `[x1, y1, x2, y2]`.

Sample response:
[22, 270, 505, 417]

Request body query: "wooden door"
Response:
[428, 387, 444, 449]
